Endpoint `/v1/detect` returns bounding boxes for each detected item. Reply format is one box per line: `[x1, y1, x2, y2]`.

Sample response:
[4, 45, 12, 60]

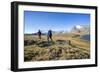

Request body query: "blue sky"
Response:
[24, 11, 90, 34]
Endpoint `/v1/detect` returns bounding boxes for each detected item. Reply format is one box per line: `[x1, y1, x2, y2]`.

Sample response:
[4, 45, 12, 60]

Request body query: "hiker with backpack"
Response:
[47, 30, 53, 41]
[38, 30, 42, 39]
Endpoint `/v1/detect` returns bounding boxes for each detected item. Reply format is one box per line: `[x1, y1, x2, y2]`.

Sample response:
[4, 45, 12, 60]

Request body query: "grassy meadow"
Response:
[24, 33, 90, 62]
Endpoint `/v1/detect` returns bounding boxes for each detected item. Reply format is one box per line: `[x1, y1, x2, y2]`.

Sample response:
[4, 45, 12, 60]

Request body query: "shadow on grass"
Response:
[36, 41, 55, 47]
[24, 39, 56, 47]
[24, 39, 70, 47]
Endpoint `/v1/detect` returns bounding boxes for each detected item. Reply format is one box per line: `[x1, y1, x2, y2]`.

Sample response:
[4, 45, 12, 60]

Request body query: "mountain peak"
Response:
[75, 25, 83, 29]
[71, 25, 90, 34]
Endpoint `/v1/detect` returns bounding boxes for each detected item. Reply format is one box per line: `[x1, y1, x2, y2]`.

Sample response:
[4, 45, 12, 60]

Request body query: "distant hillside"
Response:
[25, 30, 68, 35]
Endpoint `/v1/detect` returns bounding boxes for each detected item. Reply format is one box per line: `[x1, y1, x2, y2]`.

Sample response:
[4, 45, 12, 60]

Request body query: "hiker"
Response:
[47, 30, 53, 41]
[38, 30, 42, 39]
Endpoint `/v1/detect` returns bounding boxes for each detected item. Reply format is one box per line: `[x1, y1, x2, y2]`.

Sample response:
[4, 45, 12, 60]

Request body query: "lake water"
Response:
[81, 34, 90, 41]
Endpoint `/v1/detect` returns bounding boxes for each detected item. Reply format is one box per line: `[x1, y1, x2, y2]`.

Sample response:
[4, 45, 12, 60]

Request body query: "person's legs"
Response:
[50, 35, 52, 41]
[39, 35, 41, 39]
[47, 35, 49, 41]
[40, 35, 41, 39]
